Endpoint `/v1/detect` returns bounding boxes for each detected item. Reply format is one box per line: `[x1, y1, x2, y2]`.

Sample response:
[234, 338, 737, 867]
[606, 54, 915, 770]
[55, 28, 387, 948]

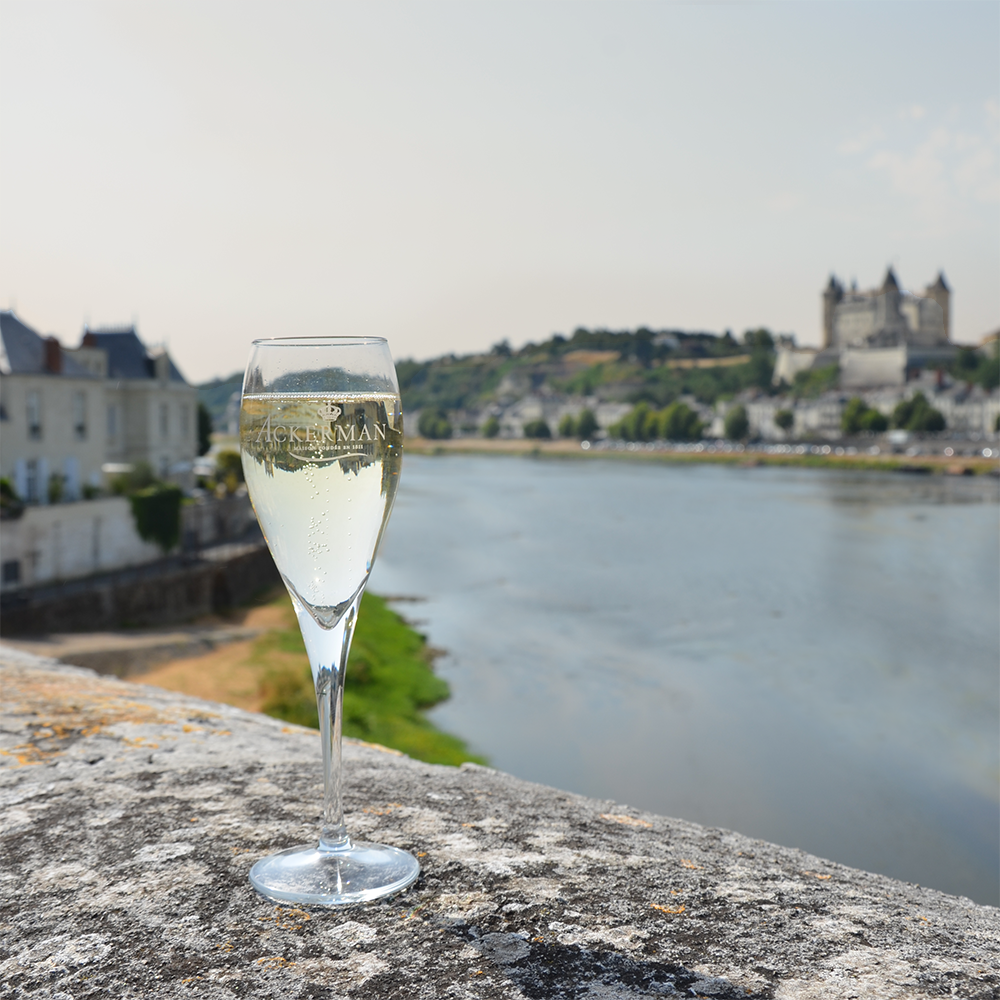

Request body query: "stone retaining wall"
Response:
[0, 542, 279, 635]
[1, 647, 997, 999]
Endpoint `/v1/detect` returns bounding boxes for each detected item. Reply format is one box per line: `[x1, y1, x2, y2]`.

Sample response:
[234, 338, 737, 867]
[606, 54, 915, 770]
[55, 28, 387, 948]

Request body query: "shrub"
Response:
[774, 409, 794, 432]
[0, 478, 24, 519]
[523, 418, 552, 439]
[724, 404, 749, 441]
[418, 406, 453, 439]
[481, 414, 500, 438]
[130, 484, 183, 552]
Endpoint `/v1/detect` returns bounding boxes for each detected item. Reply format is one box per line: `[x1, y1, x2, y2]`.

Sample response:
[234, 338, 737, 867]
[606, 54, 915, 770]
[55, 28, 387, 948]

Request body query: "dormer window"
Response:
[26, 391, 42, 439]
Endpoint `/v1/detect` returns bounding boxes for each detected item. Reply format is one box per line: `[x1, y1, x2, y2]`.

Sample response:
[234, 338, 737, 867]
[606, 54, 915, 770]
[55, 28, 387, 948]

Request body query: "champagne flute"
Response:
[239, 336, 419, 905]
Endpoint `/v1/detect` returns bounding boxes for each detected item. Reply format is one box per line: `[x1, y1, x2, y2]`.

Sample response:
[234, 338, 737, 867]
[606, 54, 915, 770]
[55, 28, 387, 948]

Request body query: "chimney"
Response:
[44, 337, 63, 374]
[82, 331, 98, 347]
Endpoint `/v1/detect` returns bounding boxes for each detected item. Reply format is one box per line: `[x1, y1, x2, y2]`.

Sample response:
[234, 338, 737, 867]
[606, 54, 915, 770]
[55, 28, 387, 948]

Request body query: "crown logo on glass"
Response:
[318, 402, 342, 421]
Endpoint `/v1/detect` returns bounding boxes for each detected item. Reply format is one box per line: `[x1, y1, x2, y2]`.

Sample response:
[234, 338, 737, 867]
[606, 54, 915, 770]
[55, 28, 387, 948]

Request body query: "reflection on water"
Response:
[369, 456, 1000, 905]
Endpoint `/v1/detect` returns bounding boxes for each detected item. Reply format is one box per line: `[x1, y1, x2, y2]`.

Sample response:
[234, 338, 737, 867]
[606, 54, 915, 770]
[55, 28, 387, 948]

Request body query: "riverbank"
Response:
[405, 435, 1000, 474]
[106, 588, 484, 766]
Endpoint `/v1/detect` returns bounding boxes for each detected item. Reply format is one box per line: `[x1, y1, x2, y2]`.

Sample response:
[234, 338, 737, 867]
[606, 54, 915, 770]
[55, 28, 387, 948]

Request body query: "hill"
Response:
[397, 326, 777, 413]
[196, 326, 779, 430]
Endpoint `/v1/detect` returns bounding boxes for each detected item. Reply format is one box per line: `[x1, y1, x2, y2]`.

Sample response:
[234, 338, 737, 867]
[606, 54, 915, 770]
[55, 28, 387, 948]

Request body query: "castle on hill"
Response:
[822, 268, 950, 350]
[775, 269, 957, 389]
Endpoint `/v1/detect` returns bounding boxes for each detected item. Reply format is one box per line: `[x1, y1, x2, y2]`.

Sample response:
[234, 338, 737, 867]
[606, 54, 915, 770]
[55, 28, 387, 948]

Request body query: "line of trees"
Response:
[609, 401, 704, 442]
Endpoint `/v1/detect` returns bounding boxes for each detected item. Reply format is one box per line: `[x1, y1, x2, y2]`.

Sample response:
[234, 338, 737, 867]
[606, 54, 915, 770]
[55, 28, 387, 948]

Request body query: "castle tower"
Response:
[924, 272, 951, 342]
[822, 275, 843, 348]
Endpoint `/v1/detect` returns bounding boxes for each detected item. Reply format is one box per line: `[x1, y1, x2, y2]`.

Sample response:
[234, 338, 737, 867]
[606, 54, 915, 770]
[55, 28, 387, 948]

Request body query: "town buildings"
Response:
[0, 311, 197, 502]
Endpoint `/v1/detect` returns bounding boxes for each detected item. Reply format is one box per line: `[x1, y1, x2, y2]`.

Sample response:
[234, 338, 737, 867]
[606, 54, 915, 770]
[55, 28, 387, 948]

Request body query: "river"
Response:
[368, 454, 1000, 905]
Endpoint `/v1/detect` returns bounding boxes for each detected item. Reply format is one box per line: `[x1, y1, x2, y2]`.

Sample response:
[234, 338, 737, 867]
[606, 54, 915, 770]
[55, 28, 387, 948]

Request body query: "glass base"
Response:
[249, 841, 420, 906]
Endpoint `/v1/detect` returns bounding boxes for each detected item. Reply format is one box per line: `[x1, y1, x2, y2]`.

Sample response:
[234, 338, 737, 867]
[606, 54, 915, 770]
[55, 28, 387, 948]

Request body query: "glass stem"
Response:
[295, 594, 362, 853]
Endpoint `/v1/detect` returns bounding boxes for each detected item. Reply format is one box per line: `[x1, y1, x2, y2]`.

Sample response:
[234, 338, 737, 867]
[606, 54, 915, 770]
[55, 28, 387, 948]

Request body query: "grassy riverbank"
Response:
[257, 591, 485, 765]
[405, 435, 999, 475]
[132, 588, 484, 766]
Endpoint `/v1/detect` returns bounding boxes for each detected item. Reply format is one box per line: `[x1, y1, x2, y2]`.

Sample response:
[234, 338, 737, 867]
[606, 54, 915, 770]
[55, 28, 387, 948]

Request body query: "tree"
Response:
[843, 397, 888, 435]
[481, 415, 500, 438]
[743, 328, 775, 351]
[619, 402, 655, 441]
[891, 392, 945, 433]
[575, 408, 599, 440]
[197, 402, 213, 456]
[418, 407, 453, 439]
[557, 413, 576, 438]
[215, 450, 244, 494]
[724, 404, 749, 441]
[774, 409, 794, 432]
[841, 397, 868, 435]
[659, 401, 703, 441]
[860, 408, 888, 433]
[522, 419, 552, 439]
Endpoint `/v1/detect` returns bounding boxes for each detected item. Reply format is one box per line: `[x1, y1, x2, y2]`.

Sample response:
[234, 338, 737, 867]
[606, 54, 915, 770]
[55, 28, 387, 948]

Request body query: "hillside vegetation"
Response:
[197, 327, 782, 426]
[396, 326, 778, 413]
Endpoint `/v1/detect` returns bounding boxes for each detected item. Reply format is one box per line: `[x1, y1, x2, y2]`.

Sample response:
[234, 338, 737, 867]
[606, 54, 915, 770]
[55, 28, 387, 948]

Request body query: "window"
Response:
[107, 404, 118, 440]
[73, 391, 87, 440]
[27, 391, 41, 439]
[181, 405, 190, 438]
[2, 560, 20, 586]
[160, 402, 169, 438]
[25, 459, 39, 502]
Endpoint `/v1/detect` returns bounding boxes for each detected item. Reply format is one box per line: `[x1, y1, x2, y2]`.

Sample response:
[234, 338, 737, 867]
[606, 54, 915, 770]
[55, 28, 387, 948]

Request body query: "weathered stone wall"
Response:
[1, 647, 997, 999]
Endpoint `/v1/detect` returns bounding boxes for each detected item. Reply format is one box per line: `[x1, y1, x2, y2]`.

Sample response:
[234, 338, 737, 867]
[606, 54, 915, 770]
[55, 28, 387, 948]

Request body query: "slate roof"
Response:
[82, 327, 188, 383]
[0, 311, 95, 378]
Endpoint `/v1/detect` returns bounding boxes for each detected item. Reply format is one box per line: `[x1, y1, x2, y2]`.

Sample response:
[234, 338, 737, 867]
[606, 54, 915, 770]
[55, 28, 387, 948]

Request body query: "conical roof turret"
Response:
[880, 267, 900, 293]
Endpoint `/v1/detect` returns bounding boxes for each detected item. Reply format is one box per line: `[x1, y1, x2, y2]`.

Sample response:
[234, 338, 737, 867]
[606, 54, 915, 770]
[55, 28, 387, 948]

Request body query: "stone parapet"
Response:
[1, 647, 997, 999]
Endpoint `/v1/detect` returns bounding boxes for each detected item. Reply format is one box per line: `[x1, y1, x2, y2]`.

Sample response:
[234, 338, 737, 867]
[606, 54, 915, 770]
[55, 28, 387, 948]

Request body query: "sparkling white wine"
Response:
[240, 393, 402, 628]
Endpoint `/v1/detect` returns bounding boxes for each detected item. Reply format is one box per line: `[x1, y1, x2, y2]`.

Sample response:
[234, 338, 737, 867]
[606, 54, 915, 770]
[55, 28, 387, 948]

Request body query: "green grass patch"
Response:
[256, 592, 486, 766]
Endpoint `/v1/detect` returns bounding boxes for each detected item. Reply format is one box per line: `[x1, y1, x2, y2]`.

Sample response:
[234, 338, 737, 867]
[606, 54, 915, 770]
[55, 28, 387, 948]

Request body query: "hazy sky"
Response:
[2, 1, 997, 383]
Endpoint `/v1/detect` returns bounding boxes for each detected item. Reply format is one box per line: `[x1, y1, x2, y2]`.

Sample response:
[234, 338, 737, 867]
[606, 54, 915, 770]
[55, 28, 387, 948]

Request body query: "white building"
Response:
[0, 312, 107, 503]
[1, 313, 198, 500]
[72, 326, 198, 485]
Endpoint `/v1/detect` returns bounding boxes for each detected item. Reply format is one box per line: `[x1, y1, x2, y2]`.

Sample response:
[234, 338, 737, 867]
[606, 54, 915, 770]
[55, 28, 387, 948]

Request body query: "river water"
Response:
[368, 454, 1000, 906]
